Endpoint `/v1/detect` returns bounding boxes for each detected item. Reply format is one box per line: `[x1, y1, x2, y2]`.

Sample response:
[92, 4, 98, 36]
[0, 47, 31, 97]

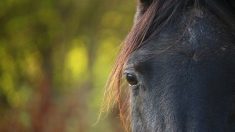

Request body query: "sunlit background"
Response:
[0, 0, 136, 131]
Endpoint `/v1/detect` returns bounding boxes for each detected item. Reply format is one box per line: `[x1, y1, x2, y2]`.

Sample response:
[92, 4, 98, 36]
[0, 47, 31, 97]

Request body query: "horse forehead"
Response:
[128, 8, 233, 65]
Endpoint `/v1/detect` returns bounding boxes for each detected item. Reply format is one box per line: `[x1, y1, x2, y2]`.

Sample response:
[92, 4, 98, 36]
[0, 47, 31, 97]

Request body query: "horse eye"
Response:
[125, 73, 138, 86]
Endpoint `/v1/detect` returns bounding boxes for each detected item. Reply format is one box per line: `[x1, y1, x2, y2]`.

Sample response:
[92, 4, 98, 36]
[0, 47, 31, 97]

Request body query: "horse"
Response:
[104, 0, 235, 131]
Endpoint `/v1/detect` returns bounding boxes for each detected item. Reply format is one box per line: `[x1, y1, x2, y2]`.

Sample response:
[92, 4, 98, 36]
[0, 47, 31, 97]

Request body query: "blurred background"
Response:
[0, 0, 136, 131]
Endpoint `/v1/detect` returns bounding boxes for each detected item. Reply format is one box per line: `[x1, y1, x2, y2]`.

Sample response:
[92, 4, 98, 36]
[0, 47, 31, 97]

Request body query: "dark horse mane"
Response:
[103, 0, 235, 131]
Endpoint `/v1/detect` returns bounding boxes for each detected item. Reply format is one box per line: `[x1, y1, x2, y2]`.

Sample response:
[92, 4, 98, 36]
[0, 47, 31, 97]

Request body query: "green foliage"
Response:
[0, 0, 135, 131]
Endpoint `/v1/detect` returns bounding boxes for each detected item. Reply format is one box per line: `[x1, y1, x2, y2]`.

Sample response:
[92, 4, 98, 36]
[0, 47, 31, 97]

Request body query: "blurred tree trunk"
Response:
[31, 48, 54, 132]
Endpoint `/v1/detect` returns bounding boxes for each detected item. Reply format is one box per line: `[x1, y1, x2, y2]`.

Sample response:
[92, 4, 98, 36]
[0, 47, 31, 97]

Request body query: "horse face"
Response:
[124, 6, 235, 132]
